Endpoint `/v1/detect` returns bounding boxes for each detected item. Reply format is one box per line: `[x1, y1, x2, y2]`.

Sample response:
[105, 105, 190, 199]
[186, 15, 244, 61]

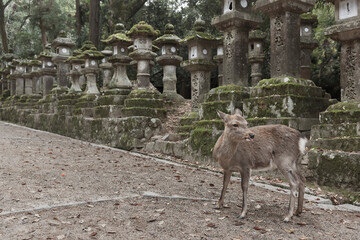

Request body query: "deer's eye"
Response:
[232, 124, 239, 128]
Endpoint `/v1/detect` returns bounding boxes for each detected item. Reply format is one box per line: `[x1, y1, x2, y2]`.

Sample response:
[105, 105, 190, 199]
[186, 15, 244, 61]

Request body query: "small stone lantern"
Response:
[127, 21, 159, 89]
[102, 23, 133, 89]
[8, 61, 16, 96]
[1, 50, 15, 92]
[213, 37, 224, 86]
[300, 13, 318, 80]
[29, 59, 42, 94]
[79, 45, 104, 95]
[248, 29, 266, 86]
[38, 47, 57, 95]
[51, 31, 75, 91]
[13, 59, 26, 95]
[180, 19, 217, 109]
[66, 53, 84, 93]
[22, 61, 34, 95]
[154, 23, 184, 102]
[100, 48, 113, 89]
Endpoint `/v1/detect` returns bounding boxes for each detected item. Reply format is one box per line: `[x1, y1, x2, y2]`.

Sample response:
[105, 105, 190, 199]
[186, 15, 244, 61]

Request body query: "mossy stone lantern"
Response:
[13, 59, 26, 95]
[29, 59, 42, 94]
[154, 23, 184, 102]
[127, 21, 159, 89]
[212, 0, 262, 86]
[180, 19, 217, 109]
[79, 45, 104, 95]
[248, 29, 266, 86]
[300, 13, 318, 80]
[7, 61, 16, 96]
[100, 48, 113, 89]
[38, 47, 56, 95]
[66, 54, 84, 94]
[22, 60, 34, 95]
[102, 23, 133, 89]
[213, 37, 224, 86]
[51, 31, 75, 91]
[1, 50, 15, 93]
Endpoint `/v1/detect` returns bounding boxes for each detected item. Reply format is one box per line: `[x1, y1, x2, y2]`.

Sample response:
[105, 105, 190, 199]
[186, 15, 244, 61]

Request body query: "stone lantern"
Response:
[154, 23, 184, 102]
[300, 13, 318, 80]
[13, 59, 26, 95]
[79, 45, 104, 95]
[66, 53, 84, 94]
[102, 23, 133, 89]
[29, 59, 42, 94]
[22, 61, 34, 95]
[100, 48, 113, 89]
[127, 21, 158, 89]
[180, 19, 217, 109]
[51, 31, 75, 91]
[248, 29, 266, 86]
[38, 47, 57, 95]
[1, 50, 15, 92]
[213, 37, 224, 86]
[212, 0, 262, 86]
[8, 61, 16, 96]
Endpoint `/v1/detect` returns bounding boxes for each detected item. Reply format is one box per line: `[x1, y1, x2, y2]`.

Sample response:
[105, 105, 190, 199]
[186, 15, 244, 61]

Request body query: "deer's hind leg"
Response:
[295, 170, 306, 216]
[216, 170, 232, 209]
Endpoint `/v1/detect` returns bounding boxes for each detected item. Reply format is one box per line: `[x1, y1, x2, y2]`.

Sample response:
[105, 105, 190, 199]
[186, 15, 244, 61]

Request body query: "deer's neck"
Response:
[213, 133, 239, 162]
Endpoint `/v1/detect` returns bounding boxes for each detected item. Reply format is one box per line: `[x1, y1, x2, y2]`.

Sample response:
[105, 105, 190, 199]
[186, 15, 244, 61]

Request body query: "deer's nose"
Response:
[249, 133, 255, 139]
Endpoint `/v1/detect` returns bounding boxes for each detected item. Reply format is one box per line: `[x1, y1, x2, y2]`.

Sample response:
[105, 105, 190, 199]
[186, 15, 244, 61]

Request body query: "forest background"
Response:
[0, 0, 340, 99]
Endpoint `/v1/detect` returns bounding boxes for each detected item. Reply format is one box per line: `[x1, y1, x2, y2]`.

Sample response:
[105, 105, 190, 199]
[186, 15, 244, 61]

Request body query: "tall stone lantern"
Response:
[29, 60, 42, 94]
[127, 21, 159, 89]
[79, 46, 104, 95]
[213, 38, 224, 86]
[248, 29, 266, 86]
[102, 23, 133, 89]
[22, 61, 34, 95]
[66, 54, 84, 93]
[180, 19, 217, 109]
[100, 48, 113, 89]
[13, 60, 26, 95]
[1, 50, 15, 92]
[8, 61, 16, 96]
[154, 23, 184, 102]
[212, 0, 262, 86]
[300, 13, 318, 80]
[51, 31, 75, 91]
[38, 48, 57, 95]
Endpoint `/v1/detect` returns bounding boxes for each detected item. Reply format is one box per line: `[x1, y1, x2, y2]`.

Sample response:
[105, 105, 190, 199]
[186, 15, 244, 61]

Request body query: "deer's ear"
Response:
[234, 108, 243, 116]
[217, 110, 228, 122]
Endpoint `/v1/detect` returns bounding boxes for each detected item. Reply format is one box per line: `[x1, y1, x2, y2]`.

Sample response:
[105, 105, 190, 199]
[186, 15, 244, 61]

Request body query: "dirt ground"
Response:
[0, 121, 359, 240]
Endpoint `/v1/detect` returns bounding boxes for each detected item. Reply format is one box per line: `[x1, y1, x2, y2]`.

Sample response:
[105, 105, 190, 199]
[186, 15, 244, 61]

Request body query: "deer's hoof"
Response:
[237, 214, 246, 219]
[283, 216, 291, 223]
[294, 210, 302, 216]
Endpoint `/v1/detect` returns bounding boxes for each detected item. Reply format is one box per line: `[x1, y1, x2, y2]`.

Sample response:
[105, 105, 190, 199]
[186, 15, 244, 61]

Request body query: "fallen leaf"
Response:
[234, 221, 245, 226]
[285, 228, 295, 234]
[207, 223, 217, 228]
[297, 222, 307, 226]
[147, 219, 157, 223]
[254, 226, 263, 231]
[90, 232, 97, 236]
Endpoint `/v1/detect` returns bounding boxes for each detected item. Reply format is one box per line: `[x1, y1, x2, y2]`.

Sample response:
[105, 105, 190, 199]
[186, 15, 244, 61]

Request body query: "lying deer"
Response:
[213, 109, 307, 222]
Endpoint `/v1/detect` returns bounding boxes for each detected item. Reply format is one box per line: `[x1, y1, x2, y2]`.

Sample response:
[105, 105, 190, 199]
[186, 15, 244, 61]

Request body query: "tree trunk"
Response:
[39, 17, 47, 50]
[89, 0, 100, 48]
[0, 0, 10, 53]
[75, 0, 81, 37]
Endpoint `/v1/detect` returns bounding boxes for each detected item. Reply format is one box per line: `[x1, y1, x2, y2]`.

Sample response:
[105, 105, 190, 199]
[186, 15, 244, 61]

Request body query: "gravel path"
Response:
[0, 121, 359, 240]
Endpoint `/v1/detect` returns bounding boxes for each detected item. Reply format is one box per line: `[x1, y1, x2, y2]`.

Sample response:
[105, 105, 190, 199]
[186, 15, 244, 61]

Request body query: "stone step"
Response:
[206, 85, 249, 102]
[250, 84, 329, 98]
[94, 105, 122, 118]
[311, 123, 360, 139]
[194, 119, 223, 130]
[244, 95, 330, 119]
[310, 137, 360, 152]
[124, 98, 164, 108]
[200, 101, 236, 120]
[97, 95, 127, 106]
[190, 127, 221, 157]
[319, 110, 360, 124]
[176, 125, 194, 134]
[307, 149, 360, 190]
[247, 117, 319, 131]
[122, 107, 166, 119]
[178, 112, 199, 126]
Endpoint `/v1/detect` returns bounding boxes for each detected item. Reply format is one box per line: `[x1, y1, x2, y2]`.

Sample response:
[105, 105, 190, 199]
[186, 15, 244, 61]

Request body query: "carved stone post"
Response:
[38, 49, 57, 96]
[181, 20, 217, 109]
[213, 38, 224, 86]
[23, 62, 33, 95]
[154, 23, 184, 102]
[248, 29, 266, 86]
[100, 49, 113, 89]
[212, 0, 262, 86]
[66, 54, 84, 94]
[29, 60, 42, 94]
[13, 60, 26, 95]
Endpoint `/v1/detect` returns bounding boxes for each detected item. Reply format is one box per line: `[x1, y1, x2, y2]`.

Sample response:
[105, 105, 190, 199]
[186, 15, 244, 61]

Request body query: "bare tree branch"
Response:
[4, 0, 13, 9]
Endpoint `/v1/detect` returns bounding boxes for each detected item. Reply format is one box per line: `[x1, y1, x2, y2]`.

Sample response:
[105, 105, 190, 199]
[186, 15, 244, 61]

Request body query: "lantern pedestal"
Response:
[82, 68, 100, 95]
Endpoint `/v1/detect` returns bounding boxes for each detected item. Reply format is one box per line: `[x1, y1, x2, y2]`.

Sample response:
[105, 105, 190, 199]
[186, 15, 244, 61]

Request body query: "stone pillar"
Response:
[248, 30, 266, 86]
[300, 13, 318, 80]
[100, 49, 113, 89]
[102, 23, 133, 90]
[51, 31, 75, 91]
[8, 63, 16, 96]
[181, 20, 217, 109]
[13, 60, 26, 95]
[254, 0, 314, 78]
[23, 63, 33, 95]
[66, 55, 84, 93]
[154, 23, 184, 102]
[29, 60, 42, 94]
[213, 39, 224, 86]
[38, 50, 56, 96]
[79, 45, 104, 95]
[128, 21, 158, 89]
[212, 0, 262, 86]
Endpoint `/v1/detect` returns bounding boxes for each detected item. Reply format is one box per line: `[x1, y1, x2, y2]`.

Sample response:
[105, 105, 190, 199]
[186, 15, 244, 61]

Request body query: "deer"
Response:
[213, 109, 307, 222]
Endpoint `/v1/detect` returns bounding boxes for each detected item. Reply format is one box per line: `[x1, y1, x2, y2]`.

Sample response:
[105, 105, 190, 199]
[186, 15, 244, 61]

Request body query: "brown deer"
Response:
[213, 109, 307, 222]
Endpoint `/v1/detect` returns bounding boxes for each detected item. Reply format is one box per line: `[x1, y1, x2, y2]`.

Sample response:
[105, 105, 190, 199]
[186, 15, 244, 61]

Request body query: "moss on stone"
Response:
[127, 21, 159, 38]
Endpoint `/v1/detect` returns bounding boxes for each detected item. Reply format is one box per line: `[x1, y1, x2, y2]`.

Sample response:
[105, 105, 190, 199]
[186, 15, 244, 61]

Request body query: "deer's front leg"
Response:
[215, 170, 231, 209]
[239, 168, 250, 219]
